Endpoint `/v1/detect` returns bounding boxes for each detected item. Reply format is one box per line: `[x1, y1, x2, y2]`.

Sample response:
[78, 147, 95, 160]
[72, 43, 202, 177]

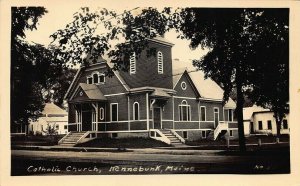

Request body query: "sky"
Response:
[24, 6, 209, 66]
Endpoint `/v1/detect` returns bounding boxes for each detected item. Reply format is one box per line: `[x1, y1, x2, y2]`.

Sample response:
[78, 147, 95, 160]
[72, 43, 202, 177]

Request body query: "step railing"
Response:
[58, 131, 71, 145]
[170, 129, 185, 143]
[76, 131, 91, 144]
[149, 129, 171, 144]
[214, 121, 228, 140]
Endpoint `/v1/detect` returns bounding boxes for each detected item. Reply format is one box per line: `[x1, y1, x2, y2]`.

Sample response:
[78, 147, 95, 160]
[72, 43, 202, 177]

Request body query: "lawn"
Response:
[75, 137, 171, 148]
[11, 135, 65, 146]
[186, 134, 290, 147]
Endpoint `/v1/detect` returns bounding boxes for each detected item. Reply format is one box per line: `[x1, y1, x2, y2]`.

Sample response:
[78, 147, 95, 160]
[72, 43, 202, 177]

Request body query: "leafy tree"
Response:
[174, 8, 288, 150]
[11, 7, 73, 133]
[244, 9, 289, 138]
[51, 7, 288, 151]
[11, 7, 47, 132]
[42, 67, 77, 106]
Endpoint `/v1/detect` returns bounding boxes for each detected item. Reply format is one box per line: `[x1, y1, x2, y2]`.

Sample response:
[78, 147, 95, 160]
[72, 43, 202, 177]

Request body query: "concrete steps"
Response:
[58, 132, 87, 146]
[159, 130, 187, 147]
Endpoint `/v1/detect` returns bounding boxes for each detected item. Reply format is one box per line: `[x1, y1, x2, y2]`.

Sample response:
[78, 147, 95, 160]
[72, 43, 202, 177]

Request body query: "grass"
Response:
[75, 137, 171, 148]
[11, 135, 65, 146]
[186, 134, 290, 147]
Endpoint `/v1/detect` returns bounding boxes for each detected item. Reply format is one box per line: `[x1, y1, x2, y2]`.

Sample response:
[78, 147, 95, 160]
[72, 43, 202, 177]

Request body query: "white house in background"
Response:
[243, 105, 269, 136]
[243, 105, 289, 136]
[28, 103, 68, 135]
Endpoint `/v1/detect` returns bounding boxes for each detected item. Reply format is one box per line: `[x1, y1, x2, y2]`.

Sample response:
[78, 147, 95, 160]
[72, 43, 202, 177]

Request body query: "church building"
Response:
[62, 37, 237, 146]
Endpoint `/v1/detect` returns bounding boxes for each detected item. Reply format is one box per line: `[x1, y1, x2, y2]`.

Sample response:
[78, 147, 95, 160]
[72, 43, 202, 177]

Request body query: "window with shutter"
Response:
[157, 51, 163, 74]
[130, 52, 136, 74]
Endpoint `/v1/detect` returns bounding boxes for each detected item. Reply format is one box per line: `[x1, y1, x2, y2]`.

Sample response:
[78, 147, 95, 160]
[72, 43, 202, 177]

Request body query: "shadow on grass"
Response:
[11, 135, 65, 146]
[75, 137, 171, 149]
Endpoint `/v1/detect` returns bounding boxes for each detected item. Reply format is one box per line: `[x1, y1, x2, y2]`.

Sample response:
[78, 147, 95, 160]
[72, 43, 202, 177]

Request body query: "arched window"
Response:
[133, 102, 139, 120]
[93, 73, 99, 84]
[87, 72, 105, 84]
[179, 100, 191, 121]
[99, 74, 105, 83]
[130, 52, 136, 74]
[99, 107, 104, 120]
[87, 77, 93, 84]
[157, 51, 163, 74]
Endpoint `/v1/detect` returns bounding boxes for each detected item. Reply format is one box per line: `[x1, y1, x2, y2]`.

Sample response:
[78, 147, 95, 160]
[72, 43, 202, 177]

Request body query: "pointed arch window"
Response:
[130, 52, 136, 74]
[157, 51, 163, 74]
[133, 102, 140, 120]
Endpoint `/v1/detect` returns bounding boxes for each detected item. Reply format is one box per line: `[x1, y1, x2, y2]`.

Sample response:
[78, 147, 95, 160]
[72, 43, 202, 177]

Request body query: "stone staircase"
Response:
[160, 130, 187, 147]
[58, 131, 87, 146]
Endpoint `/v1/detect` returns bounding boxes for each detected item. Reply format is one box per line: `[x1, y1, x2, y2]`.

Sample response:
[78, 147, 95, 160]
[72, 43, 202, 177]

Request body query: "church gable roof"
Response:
[174, 71, 200, 98]
[172, 60, 236, 108]
[70, 83, 107, 102]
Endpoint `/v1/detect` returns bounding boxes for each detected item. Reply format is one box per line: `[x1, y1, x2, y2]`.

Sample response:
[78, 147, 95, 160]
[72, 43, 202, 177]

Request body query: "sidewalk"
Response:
[12, 145, 224, 155]
[11, 141, 289, 156]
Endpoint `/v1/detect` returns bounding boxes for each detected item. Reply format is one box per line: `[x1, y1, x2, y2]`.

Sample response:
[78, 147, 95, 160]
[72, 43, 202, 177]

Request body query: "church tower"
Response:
[119, 37, 174, 89]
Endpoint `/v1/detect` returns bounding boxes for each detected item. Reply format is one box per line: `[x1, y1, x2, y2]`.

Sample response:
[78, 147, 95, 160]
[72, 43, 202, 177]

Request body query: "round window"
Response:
[79, 91, 83, 96]
[181, 81, 187, 90]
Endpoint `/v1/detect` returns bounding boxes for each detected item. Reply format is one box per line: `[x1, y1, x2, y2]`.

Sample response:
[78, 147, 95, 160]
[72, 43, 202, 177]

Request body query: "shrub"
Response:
[43, 123, 58, 136]
[35, 131, 43, 136]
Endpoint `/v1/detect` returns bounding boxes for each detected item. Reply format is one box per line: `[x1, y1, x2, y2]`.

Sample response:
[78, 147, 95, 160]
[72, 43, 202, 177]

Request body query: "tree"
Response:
[11, 7, 72, 133]
[244, 9, 289, 138]
[11, 7, 47, 132]
[174, 8, 253, 151]
[51, 7, 289, 151]
[174, 8, 288, 150]
[42, 66, 77, 106]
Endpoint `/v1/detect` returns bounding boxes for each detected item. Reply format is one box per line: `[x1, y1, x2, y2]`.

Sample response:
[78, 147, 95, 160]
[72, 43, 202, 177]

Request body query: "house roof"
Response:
[243, 105, 270, 120]
[40, 116, 68, 122]
[42, 103, 67, 116]
[79, 83, 107, 100]
[172, 60, 236, 108]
